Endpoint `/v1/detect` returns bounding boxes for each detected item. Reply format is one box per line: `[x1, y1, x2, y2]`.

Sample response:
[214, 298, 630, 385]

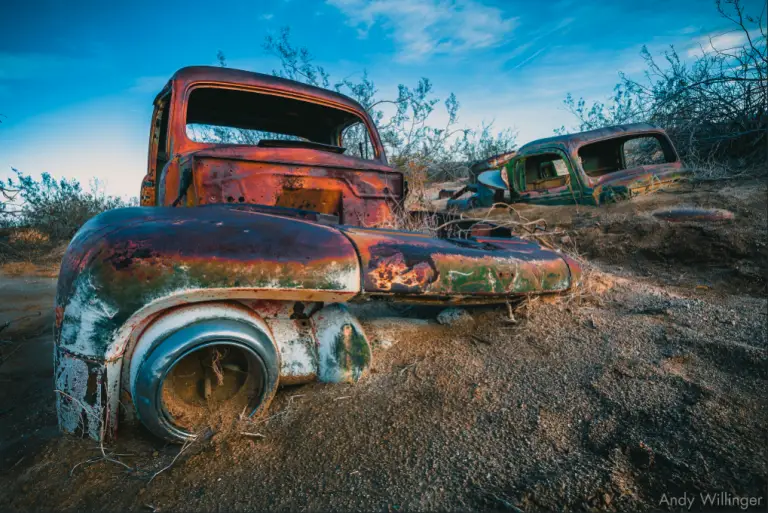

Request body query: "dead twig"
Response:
[399, 362, 419, 375]
[287, 394, 305, 406]
[0, 311, 42, 334]
[247, 409, 290, 426]
[470, 335, 492, 345]
[239, 431, 266, 439]
[55, 390, 134, 474]
[147, 437, 196, 484]
[505, 301, 519, 325]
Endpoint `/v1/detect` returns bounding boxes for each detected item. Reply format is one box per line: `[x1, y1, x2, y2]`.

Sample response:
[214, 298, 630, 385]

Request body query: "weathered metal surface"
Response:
[452, 124, 693, 210]
[477, 170, 508, 191]
[56, 205, 361, 361]
[470, 150, 518, 176]
[54, 350, 120, 440]
[340, 226, 580, 297]
[652, 207, 735, 223]
[244, 300, 319, 385]
[312, 304, 371, 383]
[170, 150, 403, 226]
[141, 66, 402, 228]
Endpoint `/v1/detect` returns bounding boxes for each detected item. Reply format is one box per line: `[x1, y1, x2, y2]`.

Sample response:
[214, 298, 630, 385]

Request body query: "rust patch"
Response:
[55, 306, 64, 330]
[275, 188, 342, 215]
[368, 252, 437, 293]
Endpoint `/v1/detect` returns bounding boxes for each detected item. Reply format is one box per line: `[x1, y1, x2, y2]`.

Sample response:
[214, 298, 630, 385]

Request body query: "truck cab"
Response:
[141, 66, 402, 226]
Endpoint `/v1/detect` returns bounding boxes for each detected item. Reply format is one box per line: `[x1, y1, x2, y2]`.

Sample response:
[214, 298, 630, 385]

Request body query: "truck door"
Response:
[141, 90, 171, 206]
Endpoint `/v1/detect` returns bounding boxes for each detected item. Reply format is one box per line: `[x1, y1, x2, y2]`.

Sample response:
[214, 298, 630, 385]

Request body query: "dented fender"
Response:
[55, 205, 361, 358]
[54, 205, 362, 439]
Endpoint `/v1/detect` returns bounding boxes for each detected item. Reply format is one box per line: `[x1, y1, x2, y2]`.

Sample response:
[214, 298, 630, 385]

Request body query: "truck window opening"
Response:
[184, 87, 374, 155]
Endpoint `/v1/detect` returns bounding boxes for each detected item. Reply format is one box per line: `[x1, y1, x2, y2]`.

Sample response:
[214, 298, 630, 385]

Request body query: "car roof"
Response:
[519, 123, 667, 153]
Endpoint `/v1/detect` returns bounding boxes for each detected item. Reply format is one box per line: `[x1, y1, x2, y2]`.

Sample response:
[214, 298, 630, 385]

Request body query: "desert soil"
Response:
[0, 179, 766, 512]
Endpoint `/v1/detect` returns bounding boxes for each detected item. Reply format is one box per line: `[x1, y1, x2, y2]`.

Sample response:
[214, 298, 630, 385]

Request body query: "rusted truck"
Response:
[448, 124, 692, 209]
[54, 66, 582, 443]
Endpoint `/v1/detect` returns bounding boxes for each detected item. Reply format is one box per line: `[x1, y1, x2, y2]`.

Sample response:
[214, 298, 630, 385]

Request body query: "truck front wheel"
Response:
[130, 319, 279, 442]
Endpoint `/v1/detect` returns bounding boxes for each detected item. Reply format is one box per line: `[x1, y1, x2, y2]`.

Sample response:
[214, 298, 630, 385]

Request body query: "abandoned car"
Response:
[447, 123, 692, 210]
[54, 66, 582, 443]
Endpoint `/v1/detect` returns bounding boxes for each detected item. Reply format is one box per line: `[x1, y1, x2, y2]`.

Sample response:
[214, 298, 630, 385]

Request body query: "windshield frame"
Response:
[175, 82, 385, 162]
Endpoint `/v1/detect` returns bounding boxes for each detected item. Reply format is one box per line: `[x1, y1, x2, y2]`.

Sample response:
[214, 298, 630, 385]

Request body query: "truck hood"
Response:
[180, 144, 396, 174]
[175, 145, 404, 225]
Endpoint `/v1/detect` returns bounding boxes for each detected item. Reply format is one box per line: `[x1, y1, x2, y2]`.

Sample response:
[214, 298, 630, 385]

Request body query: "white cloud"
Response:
[678, 25, 699, 35]
[511, 46, 548, 69]
[686, 29, 762, 57]
[327, 0, 517, 61]
[260, 13, 274, 20]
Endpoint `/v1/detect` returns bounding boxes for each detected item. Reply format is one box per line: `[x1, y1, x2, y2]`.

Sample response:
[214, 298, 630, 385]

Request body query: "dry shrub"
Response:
[8, 228, 49, 244]
[557, 0, 767, 175]
[373, 160, 443, 235]
[3, 169, 136, 243]
[1, 261, 39, 276]
[1, 261, 59, 278]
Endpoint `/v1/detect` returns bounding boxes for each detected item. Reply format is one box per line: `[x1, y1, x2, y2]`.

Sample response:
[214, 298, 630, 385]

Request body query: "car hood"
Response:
[591, 162, 692, 189]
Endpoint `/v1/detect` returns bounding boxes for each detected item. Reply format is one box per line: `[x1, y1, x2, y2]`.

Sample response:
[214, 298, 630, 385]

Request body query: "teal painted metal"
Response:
[452, 124, 693, 209]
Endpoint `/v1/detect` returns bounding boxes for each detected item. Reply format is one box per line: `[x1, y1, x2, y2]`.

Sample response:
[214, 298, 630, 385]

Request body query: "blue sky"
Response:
[1, 0, 763, 197]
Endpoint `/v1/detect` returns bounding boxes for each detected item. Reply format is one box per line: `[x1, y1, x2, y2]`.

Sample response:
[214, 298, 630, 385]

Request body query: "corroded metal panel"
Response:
[340, 227, 578, 297]
[242, 300, 321, 385]
[179, 153, 403, 226]
[312, 303, 371, 383]
[55, 205, 361, 361]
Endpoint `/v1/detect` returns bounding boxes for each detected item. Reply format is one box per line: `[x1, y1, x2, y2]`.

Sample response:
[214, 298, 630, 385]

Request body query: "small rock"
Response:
[437, 308, 474, 326]
[378, 338, 394, 349]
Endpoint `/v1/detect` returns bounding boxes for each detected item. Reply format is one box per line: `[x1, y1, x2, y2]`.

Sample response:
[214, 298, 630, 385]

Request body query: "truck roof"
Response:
[162, 66, 369, 115]
[519, 123, 666, 153]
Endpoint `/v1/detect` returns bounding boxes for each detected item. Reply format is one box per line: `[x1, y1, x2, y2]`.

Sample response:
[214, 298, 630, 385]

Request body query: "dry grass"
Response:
[1, 262, 40, 277]
[1, 261, 59, 278]
[8, 228, 49, 244]
[0, 226, 66, 277]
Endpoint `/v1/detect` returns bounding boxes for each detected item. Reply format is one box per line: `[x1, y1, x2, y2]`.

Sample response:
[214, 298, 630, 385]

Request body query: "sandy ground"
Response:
[0, 180, 765, 512]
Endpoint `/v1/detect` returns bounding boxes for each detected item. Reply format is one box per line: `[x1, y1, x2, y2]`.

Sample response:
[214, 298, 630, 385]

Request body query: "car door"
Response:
[510, 148, 581, 205]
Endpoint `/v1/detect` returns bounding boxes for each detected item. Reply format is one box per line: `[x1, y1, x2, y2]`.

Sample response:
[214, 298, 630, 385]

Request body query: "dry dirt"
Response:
[0, 180, 766, 512]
